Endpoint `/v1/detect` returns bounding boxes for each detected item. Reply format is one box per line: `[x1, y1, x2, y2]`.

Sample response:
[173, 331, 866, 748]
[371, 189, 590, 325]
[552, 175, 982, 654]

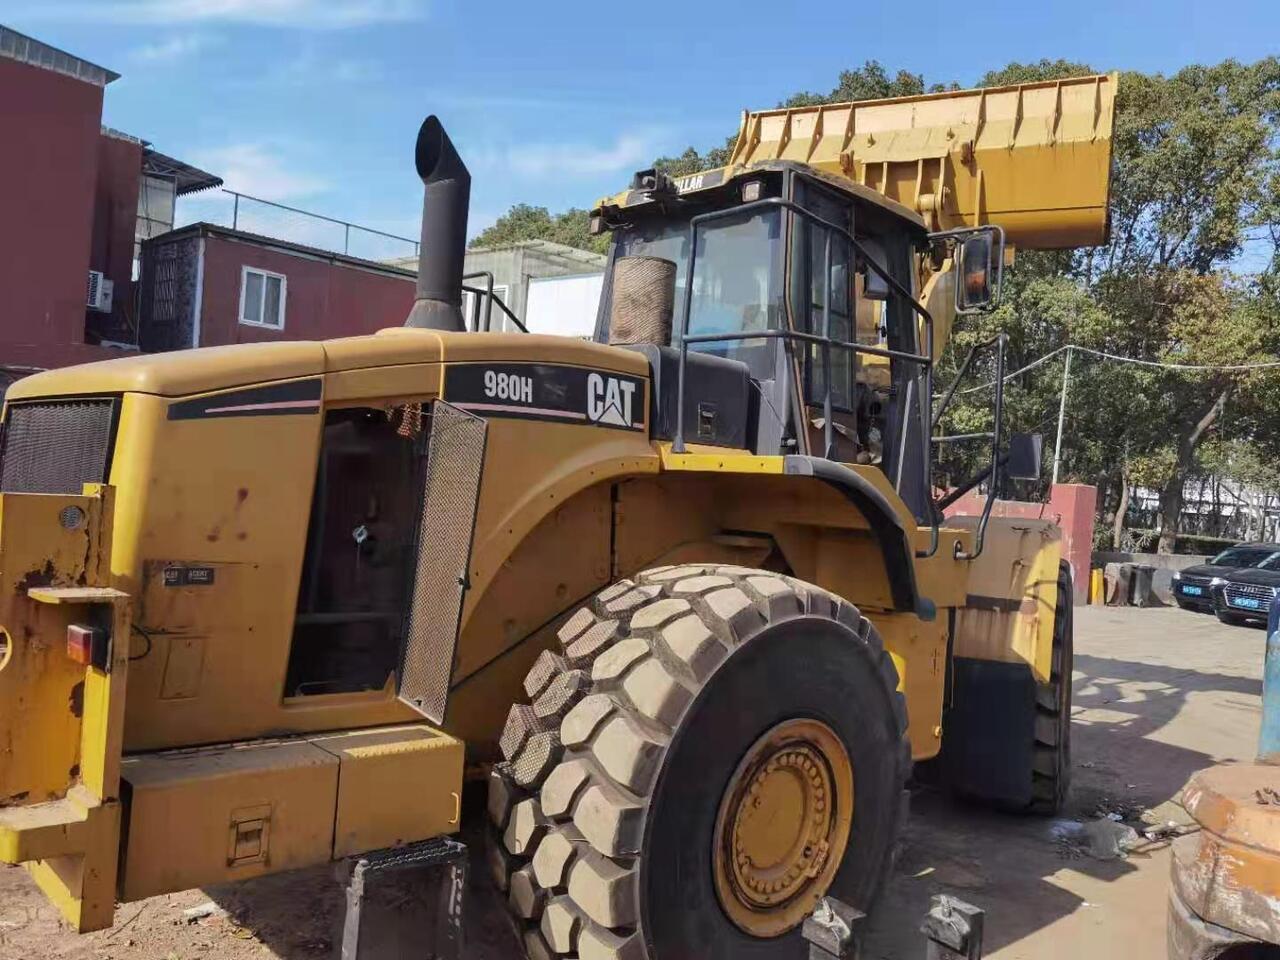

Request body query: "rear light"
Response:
[67, 624, 109, 670]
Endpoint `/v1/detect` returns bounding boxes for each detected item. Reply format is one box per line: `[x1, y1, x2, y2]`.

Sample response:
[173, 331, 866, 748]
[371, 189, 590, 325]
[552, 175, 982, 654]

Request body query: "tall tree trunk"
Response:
[1112, 466, 1131, 550]
[1157, 385, 1232, 554]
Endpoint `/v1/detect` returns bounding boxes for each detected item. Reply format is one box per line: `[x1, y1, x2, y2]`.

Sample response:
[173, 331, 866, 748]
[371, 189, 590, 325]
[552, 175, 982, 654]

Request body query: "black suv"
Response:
[1212, 552, 1280, 625]
[1172, 542, 1280, 613]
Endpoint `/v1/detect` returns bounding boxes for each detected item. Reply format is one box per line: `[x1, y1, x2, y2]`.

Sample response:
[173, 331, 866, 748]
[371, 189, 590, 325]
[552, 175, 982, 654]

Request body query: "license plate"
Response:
[1231, 596, 1263, 610]
[1180, 585, 1203, 596]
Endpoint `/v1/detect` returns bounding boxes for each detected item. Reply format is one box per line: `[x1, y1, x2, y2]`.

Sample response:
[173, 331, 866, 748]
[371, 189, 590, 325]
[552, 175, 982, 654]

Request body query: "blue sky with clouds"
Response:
[5, 0, 1279, 246]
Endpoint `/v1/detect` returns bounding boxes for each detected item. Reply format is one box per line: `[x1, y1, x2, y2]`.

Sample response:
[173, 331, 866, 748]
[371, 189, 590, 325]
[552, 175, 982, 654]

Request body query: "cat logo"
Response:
[587, 372, 638, 428]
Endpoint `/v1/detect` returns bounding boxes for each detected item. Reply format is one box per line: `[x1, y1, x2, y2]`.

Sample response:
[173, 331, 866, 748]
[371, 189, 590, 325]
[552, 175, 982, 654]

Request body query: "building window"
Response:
[134, 174, 177, 280]
[239, 266, 287, 329]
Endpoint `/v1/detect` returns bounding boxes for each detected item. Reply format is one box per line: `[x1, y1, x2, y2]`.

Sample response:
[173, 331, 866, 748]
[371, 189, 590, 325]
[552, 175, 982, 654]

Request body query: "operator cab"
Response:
[591, 161, 961, 521]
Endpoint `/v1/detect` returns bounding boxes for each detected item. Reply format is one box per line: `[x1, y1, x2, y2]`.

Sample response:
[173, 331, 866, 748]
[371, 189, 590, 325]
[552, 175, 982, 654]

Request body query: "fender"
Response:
[782, 455, 933, 621]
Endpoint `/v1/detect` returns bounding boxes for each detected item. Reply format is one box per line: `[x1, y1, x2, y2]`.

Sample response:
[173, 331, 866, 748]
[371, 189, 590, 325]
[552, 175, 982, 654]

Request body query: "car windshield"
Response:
[1258, 553, 1280, 571]
[1211, 546, 1278, 567]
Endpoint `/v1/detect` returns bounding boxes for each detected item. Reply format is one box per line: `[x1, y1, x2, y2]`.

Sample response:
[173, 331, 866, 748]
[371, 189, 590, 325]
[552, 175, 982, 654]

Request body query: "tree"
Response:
[1092, 60, 1280, 549]
[470, 203, 608, 255]
[978, 59, 1098, 87]
[782, 61, 935, 106]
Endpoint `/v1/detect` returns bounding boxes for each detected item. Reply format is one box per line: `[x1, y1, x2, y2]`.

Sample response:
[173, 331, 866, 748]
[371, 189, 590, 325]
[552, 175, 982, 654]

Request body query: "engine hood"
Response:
[1178, 562, 1238, 579]
[1224, 568, 1280, 587]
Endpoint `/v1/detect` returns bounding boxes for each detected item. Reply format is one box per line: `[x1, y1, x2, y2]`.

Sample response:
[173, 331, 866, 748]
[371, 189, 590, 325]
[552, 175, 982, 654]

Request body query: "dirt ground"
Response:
[0, 605, 1267, 960]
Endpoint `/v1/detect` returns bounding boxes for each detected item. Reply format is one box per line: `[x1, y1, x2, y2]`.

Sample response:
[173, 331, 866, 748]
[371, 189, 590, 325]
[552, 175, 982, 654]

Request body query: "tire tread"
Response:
[487, 564, 910, 958]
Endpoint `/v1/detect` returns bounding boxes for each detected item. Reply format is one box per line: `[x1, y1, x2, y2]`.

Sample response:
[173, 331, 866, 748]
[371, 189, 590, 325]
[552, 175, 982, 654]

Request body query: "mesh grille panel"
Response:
[397, 400, 487, 723]
[0, 400, 115, 494]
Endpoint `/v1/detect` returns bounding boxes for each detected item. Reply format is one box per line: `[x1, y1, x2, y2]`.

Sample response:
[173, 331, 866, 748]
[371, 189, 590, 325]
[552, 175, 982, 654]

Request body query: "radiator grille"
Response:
[396, 400, 487, 723]
[1224, 581, 1276, 608]
[0, 400, 116, 494]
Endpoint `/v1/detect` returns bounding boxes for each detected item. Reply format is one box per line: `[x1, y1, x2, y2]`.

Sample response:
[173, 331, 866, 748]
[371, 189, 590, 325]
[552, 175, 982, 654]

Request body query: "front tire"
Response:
[486, 565, 910, 960]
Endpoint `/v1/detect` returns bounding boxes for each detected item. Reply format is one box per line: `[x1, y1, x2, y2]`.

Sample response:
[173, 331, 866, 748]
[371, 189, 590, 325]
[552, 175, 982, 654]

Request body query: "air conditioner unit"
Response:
[87, 270, 114, 313]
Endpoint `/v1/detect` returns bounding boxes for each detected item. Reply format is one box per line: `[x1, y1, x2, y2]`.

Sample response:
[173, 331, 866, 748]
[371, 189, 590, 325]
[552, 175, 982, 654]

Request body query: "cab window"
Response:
[793, 182, 855, 411]
[685, 206, 785, 379]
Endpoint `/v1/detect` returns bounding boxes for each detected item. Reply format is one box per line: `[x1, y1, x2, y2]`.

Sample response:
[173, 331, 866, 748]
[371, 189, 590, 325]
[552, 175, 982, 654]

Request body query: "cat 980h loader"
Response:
[0, 74, 1114, 959]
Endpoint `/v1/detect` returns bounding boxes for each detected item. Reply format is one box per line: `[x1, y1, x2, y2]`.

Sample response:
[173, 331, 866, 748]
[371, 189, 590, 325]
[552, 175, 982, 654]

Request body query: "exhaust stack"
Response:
[405, 116, 471, 331]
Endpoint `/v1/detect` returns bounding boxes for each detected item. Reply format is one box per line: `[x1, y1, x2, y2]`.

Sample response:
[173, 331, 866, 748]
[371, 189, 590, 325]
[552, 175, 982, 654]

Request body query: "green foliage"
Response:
[470, 203, 609, 256]
[1104, 59, 1280, 275]
[782, 60, 935, 106]
[653, 141, 735, 178]
[978, 59, 1097, 86]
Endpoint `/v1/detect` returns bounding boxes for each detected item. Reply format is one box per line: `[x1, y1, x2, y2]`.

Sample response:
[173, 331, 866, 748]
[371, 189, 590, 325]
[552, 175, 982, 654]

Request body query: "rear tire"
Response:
[486, 564, 910, 960]
[1029, 561, 1074, 814]
[934, 561, 1073, 814]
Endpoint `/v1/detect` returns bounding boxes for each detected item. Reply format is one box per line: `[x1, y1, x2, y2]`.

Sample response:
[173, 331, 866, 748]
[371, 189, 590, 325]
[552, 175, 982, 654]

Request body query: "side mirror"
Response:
[1006, 432, 1043, 481]
[944, 226, 1005, 315]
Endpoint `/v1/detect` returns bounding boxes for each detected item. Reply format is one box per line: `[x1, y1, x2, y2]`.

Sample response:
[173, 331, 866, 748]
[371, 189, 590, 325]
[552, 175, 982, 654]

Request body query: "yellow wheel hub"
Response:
[713, 719, 854, 937]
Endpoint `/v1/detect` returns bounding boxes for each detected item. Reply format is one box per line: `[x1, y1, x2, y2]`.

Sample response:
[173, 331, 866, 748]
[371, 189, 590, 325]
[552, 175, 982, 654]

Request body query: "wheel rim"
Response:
[712, 718, 854, 937]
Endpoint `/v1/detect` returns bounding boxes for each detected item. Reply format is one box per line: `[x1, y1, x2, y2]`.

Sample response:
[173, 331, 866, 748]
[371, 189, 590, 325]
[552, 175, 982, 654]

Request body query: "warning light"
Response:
[67, 624, 109, 670]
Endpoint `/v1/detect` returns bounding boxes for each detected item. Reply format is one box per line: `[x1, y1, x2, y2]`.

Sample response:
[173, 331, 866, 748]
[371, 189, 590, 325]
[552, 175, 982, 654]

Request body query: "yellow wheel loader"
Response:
[0, 76, 1114, 958]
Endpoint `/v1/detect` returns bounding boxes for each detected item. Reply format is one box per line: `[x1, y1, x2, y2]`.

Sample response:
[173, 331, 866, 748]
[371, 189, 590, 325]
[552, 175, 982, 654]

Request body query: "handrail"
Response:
[226, 188, 420, 255]
[952, 333, 1007, 561]
[461, 274, 528, 333]
[933, 335, 995, 429]
[462, 271, 494, 331]
[669, 194, 940, 557]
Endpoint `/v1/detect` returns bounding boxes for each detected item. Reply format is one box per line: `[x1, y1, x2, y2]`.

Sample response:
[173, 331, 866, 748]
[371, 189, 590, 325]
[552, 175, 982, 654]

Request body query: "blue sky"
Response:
[6, 0, 1280, 248]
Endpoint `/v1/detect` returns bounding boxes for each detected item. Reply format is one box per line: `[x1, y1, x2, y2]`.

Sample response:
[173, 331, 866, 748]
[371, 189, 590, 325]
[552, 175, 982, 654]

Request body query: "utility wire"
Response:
[950, 343, 1280, 396]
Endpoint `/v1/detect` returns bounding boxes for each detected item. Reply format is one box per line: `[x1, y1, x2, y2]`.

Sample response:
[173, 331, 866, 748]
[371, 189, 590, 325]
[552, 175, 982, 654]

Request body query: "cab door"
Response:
[788, 178, 860, 462]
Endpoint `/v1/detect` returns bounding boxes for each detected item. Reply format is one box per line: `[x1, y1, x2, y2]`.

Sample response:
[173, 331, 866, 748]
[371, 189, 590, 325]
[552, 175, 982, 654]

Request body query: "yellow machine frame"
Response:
[0, 73, 1112, 933]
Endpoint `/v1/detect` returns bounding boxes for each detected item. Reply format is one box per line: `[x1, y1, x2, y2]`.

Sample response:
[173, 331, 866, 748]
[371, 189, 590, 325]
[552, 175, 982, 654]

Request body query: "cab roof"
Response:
[593, 159, 928, 237]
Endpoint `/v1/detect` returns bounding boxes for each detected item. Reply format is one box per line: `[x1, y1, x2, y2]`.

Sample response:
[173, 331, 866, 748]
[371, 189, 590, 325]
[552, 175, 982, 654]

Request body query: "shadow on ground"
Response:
[194, 645, 1262, 960]
[198, 786, 520, 960]
[865, 648, 1262, 958]
[1072, 652, 1261, 802]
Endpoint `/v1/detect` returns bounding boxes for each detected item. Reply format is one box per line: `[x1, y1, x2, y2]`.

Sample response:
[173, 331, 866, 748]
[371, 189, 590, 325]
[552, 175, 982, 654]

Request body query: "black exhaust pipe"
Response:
[405, 116, 470, 331]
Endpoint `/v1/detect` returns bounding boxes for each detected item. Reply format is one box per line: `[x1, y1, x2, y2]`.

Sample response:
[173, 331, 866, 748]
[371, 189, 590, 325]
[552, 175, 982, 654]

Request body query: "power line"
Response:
[952, 343, 1280, 396]
[1071, 345, 1280, 372]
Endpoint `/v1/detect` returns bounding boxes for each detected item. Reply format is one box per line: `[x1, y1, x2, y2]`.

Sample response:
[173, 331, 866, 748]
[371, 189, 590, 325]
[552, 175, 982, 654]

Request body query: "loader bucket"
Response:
[728, 73, 1117, 249]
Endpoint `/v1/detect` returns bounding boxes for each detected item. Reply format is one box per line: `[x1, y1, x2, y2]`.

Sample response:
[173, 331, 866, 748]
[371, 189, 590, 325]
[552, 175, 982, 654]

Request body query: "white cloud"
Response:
[189, 143, 329, 200]
[482, 132, 660, 179]
[16, 0, 423, 29]
[272, 48, 381, 85]
[129, 33, 212, 63]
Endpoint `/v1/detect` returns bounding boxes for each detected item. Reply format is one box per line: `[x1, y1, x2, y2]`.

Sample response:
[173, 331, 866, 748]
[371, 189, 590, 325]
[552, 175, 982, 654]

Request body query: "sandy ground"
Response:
[0, 605, 1266, 960]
